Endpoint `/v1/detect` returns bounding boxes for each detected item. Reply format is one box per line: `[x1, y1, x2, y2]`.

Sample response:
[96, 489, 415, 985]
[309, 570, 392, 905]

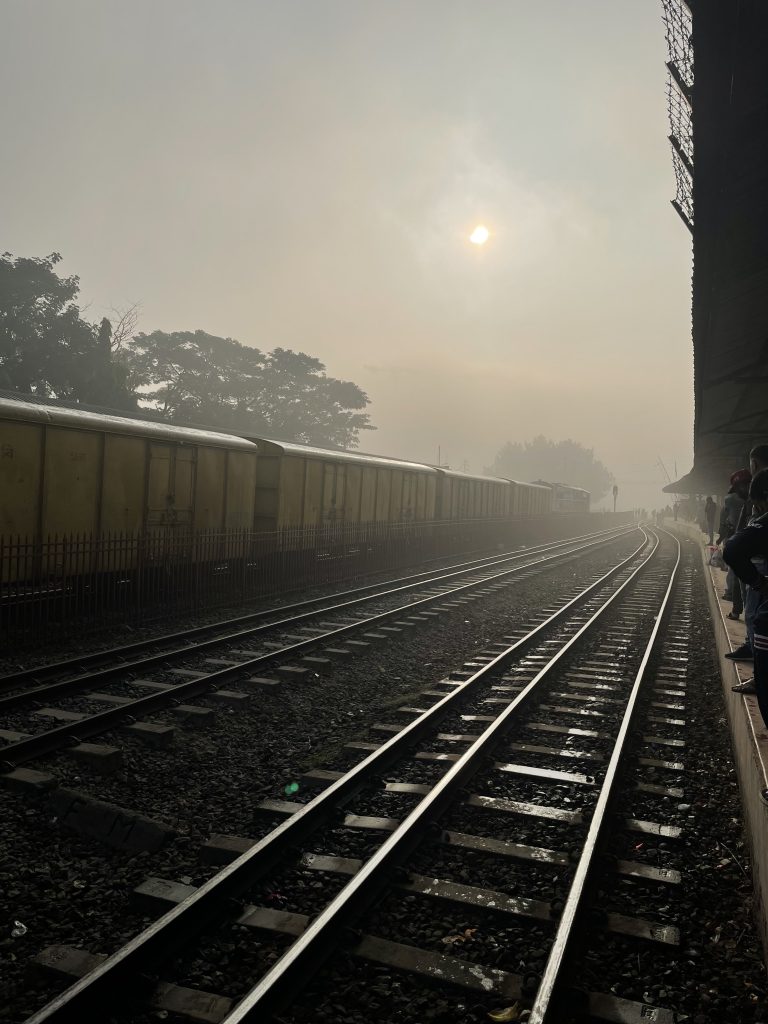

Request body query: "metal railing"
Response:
[0, 513, 632, 647]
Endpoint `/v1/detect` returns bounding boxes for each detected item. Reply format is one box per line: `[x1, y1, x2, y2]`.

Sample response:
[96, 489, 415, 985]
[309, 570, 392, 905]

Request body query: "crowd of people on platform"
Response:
[714, 448, 768, 751]
[649, 457, 768, 799]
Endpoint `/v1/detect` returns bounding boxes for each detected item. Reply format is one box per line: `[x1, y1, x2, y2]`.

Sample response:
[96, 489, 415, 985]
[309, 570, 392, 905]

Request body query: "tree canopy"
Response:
[0, 253, 374, 449]
[123, 330, 373, 448]
[486, 436, 615, 501]
[0, 253, 135, 409]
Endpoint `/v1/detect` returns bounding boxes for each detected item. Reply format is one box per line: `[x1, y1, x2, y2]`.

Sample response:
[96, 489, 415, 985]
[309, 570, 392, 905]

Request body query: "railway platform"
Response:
[668, 518, 768, 959]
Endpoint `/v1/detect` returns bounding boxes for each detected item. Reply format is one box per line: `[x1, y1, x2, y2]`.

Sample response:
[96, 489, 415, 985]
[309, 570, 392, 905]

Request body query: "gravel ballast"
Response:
[0, 535, 643, 1020]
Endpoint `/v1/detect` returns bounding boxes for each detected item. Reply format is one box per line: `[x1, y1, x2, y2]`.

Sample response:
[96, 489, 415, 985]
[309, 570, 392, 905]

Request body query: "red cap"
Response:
[728, 468, 751, 493]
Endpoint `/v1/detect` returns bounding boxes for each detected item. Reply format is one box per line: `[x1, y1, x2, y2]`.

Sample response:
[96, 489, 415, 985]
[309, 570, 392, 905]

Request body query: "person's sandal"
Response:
[732, 680, 757, 694]
[726, 643, 753, 660]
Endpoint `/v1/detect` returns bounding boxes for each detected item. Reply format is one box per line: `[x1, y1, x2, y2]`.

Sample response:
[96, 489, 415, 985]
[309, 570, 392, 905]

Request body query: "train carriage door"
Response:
[402, 472, 415, 520]
[375, 469, 391, 521]
[147, 443, 196, 528]
[344, 465, 362, 523]
[322, 463, 346, 523]
[415, 475, 426, 521]
[360, 467, 377, 522]
[459, 480, 469, 519]
[389, 471, 403, 521]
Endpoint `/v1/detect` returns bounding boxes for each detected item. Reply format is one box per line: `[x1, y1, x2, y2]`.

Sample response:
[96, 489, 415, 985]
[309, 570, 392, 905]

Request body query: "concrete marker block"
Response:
[0, 728, 32, 743]
[208, 690, 249, 707]
[2, 768, 59, 794]
[67, 743, 123, 775]
[199, 833, 255, 865]
[300, 657, 332, 674]
[172, 705, 216, 727]
[275, 665, 310, 680]
[243, 676, 281, 690]
[35, 945, 232, 1023]
[48, 789, 175, 852]
[126, 721, 175, 748]
[132, 876, 196, 914]
[34, 708, 86, 722]
[322, 647, 352, 660]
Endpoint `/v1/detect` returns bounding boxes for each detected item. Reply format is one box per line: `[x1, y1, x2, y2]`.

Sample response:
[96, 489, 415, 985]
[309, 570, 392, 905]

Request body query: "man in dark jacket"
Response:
[723, 470, 768, 737]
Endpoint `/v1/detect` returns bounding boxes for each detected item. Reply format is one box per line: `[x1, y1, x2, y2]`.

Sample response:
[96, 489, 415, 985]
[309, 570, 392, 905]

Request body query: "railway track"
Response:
[20, 527, 690, 1024]
[0, 525, 634, 773]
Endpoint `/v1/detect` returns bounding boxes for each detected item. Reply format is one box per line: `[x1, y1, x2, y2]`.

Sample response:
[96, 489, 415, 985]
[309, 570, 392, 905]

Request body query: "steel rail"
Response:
[24, 532, 654, 1024]
[0, 528, 634, 704]
[0, 530, 637, 769]
[527, 530, 681, 1022]
[212, 530, 664, 1023]
[0, 524, 632, 692]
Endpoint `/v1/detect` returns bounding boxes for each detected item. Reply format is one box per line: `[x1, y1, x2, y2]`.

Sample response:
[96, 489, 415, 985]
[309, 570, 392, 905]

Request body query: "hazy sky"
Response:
[2, 1, 692, 509]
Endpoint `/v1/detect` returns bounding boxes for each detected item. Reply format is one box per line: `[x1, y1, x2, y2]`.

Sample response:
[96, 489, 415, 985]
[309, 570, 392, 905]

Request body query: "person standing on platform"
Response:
[738, 446, 768, 659]
[723, 471, 768, 747]
[704, 496, 717, 545]
[719, 470, 750, 616]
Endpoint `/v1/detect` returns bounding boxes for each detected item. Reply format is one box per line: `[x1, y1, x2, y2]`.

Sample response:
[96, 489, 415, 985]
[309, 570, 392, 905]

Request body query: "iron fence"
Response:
[0, 513, 633, 648]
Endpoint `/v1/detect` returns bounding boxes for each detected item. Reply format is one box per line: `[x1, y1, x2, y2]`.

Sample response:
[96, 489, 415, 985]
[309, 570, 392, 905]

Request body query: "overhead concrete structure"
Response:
[663, 0, 768, 496]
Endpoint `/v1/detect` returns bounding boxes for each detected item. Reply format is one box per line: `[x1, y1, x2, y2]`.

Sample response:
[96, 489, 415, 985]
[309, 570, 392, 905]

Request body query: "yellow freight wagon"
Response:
[248, 439, 439, 531]
[507, 480, 553, 518]
[434, 469, 514, 521]
[0, 397, 258, 579]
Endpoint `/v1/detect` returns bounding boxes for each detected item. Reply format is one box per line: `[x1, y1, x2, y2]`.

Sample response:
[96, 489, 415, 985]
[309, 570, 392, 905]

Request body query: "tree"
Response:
[486, 436, 615, 501]
[108, 302, 141, 355]
[124, 330, 374, 448]
[0, 252, 135, 409]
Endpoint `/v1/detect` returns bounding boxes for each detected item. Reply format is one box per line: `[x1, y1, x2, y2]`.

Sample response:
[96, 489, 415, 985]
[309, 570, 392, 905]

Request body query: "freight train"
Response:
[0, 395, 588, 580]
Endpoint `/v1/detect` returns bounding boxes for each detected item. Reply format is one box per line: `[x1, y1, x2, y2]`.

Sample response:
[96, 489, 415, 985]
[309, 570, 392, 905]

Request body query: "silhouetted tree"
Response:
[0, 253, 135, 409]
[124, 330, 374, 448]
[486, 436, 614, 501]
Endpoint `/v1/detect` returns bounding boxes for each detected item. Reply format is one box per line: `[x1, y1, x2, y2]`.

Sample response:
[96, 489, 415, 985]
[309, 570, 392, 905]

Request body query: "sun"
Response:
[469, 224, 490, 246]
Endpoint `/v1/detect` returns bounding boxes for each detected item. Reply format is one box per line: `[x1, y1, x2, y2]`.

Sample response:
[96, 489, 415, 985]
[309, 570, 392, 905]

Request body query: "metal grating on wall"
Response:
[661, 0, 694, 231]
[663, 0, 768, 496]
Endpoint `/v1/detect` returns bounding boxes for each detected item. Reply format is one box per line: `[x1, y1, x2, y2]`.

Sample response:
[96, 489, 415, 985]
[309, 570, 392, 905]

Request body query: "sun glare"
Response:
[469, 224, 490, 246]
